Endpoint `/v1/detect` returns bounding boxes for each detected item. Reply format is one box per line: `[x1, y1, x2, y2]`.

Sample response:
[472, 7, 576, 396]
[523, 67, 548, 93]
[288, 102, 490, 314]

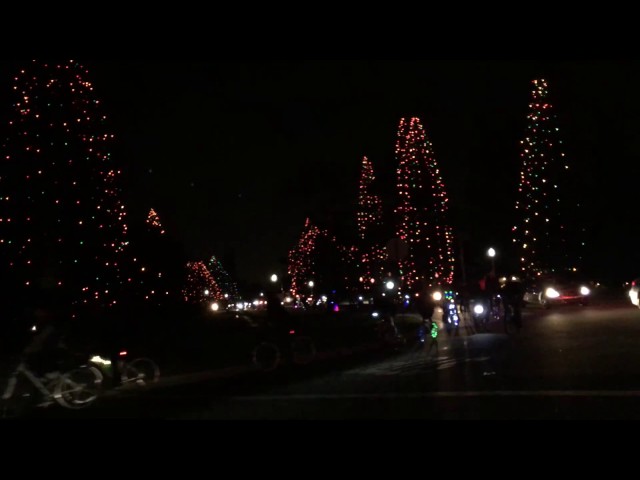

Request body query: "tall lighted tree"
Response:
[512, 79, 578, 277]
[287, 217, 359, 300]
[357, 156, 383, 240]
[0, 60, 129, 312]
[394, 117, 455, 291]
[207, 254, 239, 300]
[182, 261, 222, 304]
[146, 208, 166, 235]
[125, 207, 176, 304]
[356, 156, 386, 291]
[288, 218, 322, 298]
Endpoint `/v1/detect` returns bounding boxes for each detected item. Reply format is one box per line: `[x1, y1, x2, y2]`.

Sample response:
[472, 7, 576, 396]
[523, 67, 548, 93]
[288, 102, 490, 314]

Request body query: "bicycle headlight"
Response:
[545, 287, 560, 299]
[90, 355, 112, 366]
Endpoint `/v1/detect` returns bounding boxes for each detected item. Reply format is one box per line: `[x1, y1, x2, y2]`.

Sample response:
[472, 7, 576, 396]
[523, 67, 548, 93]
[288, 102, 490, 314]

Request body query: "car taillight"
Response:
[119, 351, 128, 357]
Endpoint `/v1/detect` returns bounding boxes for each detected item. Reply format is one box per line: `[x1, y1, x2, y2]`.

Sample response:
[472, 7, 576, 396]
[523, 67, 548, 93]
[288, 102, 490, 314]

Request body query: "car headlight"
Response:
[473, 304, 484, 315]
[545, 287, 560, 299]
[580, 286, 590, 296]
[432, 291, 442, 302]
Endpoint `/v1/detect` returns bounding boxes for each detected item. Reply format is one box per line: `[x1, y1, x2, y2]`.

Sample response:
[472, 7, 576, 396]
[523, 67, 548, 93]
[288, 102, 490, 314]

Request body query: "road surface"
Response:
[17, 297, 640, 419]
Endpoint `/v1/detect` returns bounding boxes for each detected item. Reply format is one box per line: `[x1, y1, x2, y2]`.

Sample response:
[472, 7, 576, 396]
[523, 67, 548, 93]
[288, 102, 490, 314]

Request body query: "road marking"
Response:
[230, 390, 640, 401]
[342, 354, 491, 375]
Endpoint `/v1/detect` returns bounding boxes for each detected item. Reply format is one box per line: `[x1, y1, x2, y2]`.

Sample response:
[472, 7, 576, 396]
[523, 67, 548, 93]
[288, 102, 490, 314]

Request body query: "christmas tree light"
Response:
[357, 156, 383, 240]
[182, 260, 222, 304]
[394, 117, 455, 291]
[0, 60, 129, 310]
[288, 218, 359, 299]
[126, 207, 178, 304]
[512, 79, 579, 277]
[355, 155, 386, 291]
[146, 208, 165, 235]
[288, 218, 322, 298]
[207, 254, 239, 300]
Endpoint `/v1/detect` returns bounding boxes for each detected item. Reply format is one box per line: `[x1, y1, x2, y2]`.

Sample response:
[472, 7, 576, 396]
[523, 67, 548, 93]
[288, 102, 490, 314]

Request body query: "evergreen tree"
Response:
[394, 117, 455, 291]
[356, 155, 386, 291]
[512, 79, 581, 277]
[0, 60, 129, 314]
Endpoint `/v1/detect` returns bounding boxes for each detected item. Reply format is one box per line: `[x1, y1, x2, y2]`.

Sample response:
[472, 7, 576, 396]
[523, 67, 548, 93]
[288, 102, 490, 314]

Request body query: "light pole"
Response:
[270, 273, 282, 293]
[487, 248, 496, 275]
[308, 280, 315, 306]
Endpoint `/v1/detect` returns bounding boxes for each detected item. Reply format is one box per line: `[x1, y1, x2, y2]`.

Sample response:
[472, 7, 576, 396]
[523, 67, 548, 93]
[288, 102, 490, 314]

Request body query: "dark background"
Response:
[0, 60, 637, 286]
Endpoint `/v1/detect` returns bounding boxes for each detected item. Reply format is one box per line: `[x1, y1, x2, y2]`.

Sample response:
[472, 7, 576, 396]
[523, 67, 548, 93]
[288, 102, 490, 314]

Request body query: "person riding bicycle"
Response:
[480, 271, 499, 305]
[22, 288, 73, 378]
[263, 291, 306, 361]
[416, 281, 438, 346]
[501, 278, 525, 329]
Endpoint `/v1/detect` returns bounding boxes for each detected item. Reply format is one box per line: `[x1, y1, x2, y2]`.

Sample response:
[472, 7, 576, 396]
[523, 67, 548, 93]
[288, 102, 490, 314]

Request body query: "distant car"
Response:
[628, 279, 640, 308]
[523, 272, 592, 308]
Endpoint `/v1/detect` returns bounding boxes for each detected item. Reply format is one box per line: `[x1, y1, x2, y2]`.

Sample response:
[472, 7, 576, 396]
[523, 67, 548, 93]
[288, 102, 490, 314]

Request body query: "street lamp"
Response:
[269, 273, 283, 294]
[307, 280, 315, 306]
[487, 248, 496, 274]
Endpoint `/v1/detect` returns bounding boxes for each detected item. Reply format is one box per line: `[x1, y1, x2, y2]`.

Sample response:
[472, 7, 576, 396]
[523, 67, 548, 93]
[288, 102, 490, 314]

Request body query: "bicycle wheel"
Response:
[121, 358, 160, 387]
[492, 300, 505, 323]
[291, 336, 316, 366]
[1, 375, 33, 417]
[55, 367, 100, 409]
[252, 342, 281, 372]
[84, 365, 105, 389]
[504, 305, 521, 335]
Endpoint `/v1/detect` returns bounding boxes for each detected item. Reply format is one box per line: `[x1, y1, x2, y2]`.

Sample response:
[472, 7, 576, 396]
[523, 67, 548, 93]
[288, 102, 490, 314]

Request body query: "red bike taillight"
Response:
[289, 330, 295, 335]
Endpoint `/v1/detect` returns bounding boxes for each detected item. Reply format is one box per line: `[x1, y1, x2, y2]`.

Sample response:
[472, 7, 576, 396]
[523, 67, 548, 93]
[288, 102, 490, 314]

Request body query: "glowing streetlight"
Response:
[270, 273, 283, 294]
[487, 247, 496, 274]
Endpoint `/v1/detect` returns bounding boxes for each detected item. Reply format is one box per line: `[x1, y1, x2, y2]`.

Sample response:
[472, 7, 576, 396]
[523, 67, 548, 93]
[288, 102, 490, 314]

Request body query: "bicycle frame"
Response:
[2, 362, 60, 404]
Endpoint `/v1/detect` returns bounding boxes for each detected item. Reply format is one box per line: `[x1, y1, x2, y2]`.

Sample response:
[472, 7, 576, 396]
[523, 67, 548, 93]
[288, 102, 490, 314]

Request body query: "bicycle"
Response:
[251, 332, 317, 372]
[1, 358, 100, 416]
[88, 351, 160, 389]
[120, 356, 160, 387]
[503, 301, 522, 334]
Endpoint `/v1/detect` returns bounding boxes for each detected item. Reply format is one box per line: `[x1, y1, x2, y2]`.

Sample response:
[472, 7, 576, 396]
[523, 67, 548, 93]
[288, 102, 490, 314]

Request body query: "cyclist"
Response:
[263, 291, 307, 364]
[501, 278, 525, 329]
[22, 317, 71, 379]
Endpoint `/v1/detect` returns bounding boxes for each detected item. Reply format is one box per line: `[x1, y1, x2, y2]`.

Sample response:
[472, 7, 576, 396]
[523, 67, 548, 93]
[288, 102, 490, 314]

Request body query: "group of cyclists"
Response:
[0, 282, 146, 394]
[372, 271, 526, 344]
[4, 270, 527, 398]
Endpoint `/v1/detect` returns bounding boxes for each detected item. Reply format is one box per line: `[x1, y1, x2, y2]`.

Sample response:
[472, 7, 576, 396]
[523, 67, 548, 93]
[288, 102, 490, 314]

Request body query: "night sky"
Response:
[1, 60, 638, 286]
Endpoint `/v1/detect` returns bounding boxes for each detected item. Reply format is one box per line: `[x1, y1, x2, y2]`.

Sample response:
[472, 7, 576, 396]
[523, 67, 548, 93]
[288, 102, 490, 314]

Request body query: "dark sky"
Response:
[1, 60, 639, 285]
